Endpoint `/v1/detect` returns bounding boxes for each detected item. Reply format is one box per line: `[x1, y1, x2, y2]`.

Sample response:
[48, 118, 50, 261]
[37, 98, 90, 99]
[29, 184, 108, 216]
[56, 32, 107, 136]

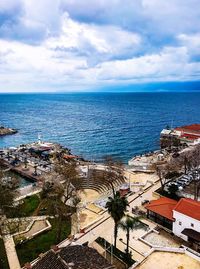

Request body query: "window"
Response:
[179, 221, 182, 225]
[191, 223, 194, 227]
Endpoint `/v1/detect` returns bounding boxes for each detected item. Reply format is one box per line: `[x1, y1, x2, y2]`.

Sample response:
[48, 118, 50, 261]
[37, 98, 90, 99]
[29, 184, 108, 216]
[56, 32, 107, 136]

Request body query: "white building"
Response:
[172, 198, 200, 251]
[146, 197, 200, 251]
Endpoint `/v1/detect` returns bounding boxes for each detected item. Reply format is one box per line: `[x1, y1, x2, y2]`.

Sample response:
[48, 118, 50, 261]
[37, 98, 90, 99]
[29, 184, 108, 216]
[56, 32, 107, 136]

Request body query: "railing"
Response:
[185, 247, 200, 261]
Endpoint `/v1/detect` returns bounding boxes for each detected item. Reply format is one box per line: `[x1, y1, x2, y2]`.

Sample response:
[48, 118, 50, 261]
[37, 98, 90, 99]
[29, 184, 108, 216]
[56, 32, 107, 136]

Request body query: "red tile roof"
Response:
[31, 245, 114, 269]
[175, 124, 200, 135]
[173, 198, 200, 221]
[180, 133, 200, 140]
[145, 197, 177, 221]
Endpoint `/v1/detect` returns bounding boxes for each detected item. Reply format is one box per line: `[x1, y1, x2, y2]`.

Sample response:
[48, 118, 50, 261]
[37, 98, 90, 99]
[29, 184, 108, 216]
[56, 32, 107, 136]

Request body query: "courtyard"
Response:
[137, 251, 200, 269]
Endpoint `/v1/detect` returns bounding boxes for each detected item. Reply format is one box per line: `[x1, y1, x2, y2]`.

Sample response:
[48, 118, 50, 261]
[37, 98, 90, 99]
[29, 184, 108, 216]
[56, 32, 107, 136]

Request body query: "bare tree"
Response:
[172, 144, 200, 174]
[40, 158, 81, 243]
[41, 179, 80, 243]
[155, 165, 168, 191]
[0, 169, 19, 236]
[54, 158, 80, 204]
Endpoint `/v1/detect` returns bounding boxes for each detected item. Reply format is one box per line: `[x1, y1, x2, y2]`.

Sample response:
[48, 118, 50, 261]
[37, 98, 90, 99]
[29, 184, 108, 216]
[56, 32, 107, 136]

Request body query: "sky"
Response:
[0, 0, 200, 92]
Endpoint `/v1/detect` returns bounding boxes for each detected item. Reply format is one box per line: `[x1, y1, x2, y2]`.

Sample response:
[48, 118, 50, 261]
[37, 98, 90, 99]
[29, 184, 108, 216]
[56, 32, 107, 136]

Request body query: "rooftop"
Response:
[175, 124, 200, 134]
[173, 198, 200, 221]
[146, 197, 200, 222]
[145, 197, 177, 221]
[30, 245, 115, 269]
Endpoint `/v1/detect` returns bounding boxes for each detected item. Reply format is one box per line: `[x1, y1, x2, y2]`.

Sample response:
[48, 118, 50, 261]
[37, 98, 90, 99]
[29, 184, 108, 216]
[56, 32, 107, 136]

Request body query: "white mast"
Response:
[38, 133, 41, 144]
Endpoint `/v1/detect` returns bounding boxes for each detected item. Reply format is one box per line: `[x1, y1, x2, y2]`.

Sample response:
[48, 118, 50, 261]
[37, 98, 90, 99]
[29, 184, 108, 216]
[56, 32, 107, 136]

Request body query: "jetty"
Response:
[0, 140, 75, 186]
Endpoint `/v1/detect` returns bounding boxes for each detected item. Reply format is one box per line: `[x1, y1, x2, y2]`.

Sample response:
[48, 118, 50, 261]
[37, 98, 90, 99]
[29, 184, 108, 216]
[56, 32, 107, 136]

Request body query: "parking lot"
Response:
[164, 169, 200, 200]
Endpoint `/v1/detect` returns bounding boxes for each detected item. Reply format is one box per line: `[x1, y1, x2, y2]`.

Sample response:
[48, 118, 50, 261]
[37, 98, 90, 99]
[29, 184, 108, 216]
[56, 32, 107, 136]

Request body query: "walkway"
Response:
[59, 180, 160, 251]
[3, 235, 21, 269]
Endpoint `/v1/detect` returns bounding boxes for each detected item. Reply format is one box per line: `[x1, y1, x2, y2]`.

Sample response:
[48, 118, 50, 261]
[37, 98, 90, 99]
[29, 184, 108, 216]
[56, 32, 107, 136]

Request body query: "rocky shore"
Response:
[0, 126, 18, 136]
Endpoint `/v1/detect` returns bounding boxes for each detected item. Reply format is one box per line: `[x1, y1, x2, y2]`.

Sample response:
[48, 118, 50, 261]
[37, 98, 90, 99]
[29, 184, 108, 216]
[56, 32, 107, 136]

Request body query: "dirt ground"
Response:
[78, 189, 101, 203]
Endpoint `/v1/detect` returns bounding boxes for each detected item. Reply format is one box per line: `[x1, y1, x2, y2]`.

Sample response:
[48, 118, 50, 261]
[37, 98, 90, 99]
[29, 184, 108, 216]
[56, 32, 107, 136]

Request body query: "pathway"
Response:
[59, 180, 160, 250]
[3, 235, 21, 269]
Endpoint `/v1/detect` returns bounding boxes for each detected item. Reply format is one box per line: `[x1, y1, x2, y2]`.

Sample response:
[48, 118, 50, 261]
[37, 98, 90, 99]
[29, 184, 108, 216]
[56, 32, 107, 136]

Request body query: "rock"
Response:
[0, 126, 18, 136]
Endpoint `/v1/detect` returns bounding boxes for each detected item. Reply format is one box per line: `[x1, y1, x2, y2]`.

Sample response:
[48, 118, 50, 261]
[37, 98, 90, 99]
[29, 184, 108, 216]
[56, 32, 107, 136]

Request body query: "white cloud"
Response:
[0, 1, 200, 91]
[46, 14, 141, 63]
[93, 46, 189, 81]
[0, 0, 21, 11]
[178, 33, 200, 59]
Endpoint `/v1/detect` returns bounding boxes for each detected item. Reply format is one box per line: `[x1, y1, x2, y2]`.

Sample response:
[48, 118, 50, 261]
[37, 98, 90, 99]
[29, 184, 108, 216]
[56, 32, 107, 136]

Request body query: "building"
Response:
[119, 183, 130, 197]
[128, 152, 166, 172]
[160, 124, 200, 148]
[173, 198, 200, 251]
[145, 197, 200, 251]
[24, 245, 115, 269]
[145, 197, 177, 230]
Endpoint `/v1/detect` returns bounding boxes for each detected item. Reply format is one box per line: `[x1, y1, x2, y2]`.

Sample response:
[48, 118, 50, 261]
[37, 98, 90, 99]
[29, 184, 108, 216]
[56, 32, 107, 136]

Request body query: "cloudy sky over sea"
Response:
[0, 0, 200, 92]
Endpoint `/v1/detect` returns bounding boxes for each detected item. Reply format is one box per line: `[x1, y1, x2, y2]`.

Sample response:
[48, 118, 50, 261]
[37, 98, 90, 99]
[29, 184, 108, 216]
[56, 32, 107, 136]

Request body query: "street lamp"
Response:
[34, 162, 38, 176]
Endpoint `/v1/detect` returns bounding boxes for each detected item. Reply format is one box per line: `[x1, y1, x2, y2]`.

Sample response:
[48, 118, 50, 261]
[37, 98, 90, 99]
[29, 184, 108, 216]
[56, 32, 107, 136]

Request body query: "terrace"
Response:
[136, 251, 200, 269]
[141, 228, 183, 248]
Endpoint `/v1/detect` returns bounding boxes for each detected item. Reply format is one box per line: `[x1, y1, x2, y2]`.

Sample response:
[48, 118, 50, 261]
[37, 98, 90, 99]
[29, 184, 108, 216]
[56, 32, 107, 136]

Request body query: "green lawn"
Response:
[16, 218, 71, 266]
[6, 194, 41, 218]
[0, 239, 9, 269]
[18, 195, 40, 216]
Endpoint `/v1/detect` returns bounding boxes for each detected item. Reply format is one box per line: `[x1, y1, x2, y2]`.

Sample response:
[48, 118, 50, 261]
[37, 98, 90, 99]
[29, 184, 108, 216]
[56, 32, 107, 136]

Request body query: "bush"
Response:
[95, 237, 135, 267]
[165, 171, 181, 179]
[0, 239, 9, 269]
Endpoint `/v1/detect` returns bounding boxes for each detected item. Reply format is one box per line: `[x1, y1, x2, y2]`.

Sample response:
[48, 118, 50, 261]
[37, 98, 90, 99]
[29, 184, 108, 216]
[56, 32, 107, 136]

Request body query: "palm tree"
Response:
[119, 215, 143, 256]
[106, 191, 128, 248]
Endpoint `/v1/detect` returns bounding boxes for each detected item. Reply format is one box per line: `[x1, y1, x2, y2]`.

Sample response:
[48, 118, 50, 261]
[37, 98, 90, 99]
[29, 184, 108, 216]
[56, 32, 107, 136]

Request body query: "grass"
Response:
[16, 218, 71, 266]
[6, 194, 41, 218]
[0, 239, 9, 269]
[4, 194, 41, 219]
[18, 194, 40, 217]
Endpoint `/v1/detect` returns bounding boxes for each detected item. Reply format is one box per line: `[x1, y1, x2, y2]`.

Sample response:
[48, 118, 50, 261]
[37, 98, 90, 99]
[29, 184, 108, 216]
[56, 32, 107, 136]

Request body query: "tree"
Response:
[54, 158, 80, 204]
[156, 162, 180, 192]
[119, 215, 143, 256]
[191, 170, 200, 201]
[171, 144, 200, 174]
[156, 165, 168, 191]
[167, 183, 179, 199]
[0, 169, 19, 236]
[40, 180, 79, 243]
[40, 158, 81, 243]
[106, 191, 128, 248]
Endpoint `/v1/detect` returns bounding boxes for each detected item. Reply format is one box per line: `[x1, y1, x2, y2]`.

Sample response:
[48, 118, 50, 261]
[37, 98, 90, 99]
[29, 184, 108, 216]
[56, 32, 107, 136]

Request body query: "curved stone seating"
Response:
[72, 170, 125, 193]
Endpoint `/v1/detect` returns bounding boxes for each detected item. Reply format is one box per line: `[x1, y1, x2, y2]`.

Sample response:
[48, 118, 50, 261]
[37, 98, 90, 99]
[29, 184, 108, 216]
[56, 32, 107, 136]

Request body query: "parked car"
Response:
[178, 177, 190, 185]
[176, 180, 186, 187]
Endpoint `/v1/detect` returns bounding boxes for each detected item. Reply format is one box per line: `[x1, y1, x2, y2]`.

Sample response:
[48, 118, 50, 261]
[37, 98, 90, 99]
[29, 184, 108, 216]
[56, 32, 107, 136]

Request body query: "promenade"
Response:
[59, 180, 160, 249]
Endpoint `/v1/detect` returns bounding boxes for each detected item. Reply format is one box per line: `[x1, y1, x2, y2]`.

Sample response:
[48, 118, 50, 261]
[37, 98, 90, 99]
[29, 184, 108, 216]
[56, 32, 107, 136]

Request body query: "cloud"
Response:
[94, 47, 189, 81]
[47, 14, 142, 64]
[0, 0, 200, 92]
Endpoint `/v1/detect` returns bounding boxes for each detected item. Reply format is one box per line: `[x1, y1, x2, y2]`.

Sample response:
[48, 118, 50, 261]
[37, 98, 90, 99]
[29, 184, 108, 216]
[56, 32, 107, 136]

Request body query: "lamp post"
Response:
[34, 162, 38, 176]
[24, 156, 28, 169]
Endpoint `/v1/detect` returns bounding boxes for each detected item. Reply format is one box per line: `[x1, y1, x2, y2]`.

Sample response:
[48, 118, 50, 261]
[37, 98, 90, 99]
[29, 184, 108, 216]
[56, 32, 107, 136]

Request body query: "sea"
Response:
[0, 92, 200, 164]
